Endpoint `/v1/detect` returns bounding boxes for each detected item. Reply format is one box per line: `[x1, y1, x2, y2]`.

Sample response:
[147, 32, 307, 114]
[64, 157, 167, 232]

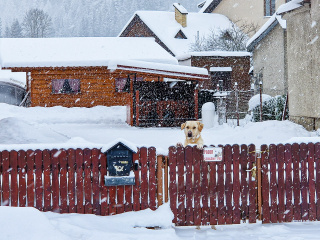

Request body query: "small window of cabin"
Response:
[52, 79, 80, 94]
[265, 0, 276, 16]
[210, 67, 232, 91]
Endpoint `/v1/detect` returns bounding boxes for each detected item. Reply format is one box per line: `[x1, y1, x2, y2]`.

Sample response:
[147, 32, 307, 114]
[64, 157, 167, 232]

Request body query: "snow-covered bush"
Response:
[251, 95, 288, 122]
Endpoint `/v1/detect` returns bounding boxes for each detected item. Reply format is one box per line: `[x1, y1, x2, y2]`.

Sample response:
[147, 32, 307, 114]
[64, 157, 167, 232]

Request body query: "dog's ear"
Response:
[181, 122, 186, 130]
[198, 122, 204, 132]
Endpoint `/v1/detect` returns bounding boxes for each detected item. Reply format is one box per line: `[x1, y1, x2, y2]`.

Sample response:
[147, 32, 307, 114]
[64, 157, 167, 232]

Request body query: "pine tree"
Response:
[10, 19, 23, 38]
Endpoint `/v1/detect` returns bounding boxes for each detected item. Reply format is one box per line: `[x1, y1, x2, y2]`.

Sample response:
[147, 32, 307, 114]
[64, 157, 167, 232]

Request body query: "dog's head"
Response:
[181, 121, 204, 139]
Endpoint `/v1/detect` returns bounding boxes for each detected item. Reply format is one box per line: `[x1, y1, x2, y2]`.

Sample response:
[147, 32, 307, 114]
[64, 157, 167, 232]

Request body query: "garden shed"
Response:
[0, 37, 208, 127]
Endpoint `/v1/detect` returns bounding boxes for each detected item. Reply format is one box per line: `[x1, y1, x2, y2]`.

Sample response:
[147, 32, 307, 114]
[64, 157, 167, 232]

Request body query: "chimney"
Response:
[173, 3, 188, 28]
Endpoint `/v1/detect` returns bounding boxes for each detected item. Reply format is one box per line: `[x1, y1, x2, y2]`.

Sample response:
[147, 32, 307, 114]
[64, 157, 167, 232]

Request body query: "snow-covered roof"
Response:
[198, 0, 222, 13]
[0, 37, 179, 69]
[246, 0, 304, 51]
[190, 51, 251, 57]
[210, 67, 232, 72]
[173, 3, 188, 14]
[0, 69, 26, 87]
[119, 11, 232, 57]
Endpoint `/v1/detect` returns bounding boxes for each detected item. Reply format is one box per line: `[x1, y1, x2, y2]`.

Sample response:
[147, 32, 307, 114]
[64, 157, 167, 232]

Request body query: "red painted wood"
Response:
[108, 186, 117, 215]
[84, 148, 93, 214]
[201, 147, 209, 226]
[209, 160, 217, 225]
[277, 144, 285, 223]
[315, 143, 320, 221]
[240, 145, 248, 222]
[248, 144, 256, 223]
[43, 150, 51, 211]
[9, 151, 18, 207]
[217, 147, 225, 225]
[269, 144, 278, 223]
[284, 144, 293, 222]
[100, 152, 108, 216]
[133, 149, 141, 212]
[2, 151, 10, 206]
[148, 147, 157, 211]
[140, 147, 149, 210]
[92, 149, 101, 215]
[59, 150, 68, 213]
[261, 144, 270, 223]
[185, 146, 194, 225]
[177, 146, 185, 226]
[307, 143, 316, 221]
[67, 149, 76, 213]
[116, 185, 125, 214]
[292, 143, 301, 221]
[300, 143, 309, 221]
[18, 150, 27, 207]
[51, 149, 60, 213]
[169, 146, 177, 224]
[193, 146, 202, 226]
[26, 150, 35, 208]
[232, 145, 241, 224]
[34, 149, 43, 211]
[76, 148, 84, 214]
[225, 145, 233, 224]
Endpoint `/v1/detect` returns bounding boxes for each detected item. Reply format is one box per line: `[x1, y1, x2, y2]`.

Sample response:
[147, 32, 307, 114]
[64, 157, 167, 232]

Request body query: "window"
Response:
[0, 82, 25, 106]
[52, 79, 80, 94]
[265, 0, 276, 16]
[115, 77, 130, 93]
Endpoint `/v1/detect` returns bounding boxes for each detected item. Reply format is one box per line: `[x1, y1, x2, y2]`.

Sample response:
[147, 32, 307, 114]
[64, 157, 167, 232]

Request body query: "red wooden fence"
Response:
[1, 142, 320, 226]
[0, 147, 157, 215]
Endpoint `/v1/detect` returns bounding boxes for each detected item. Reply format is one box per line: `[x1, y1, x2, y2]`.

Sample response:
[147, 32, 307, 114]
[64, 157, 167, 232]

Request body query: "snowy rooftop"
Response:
[119, 11, 232, 57]
[198, 0, 221, 13]
[173, 3, 188, 14]
[0, 37, 179, 69]
[246, 0, 304, 51]
[190, 51, 251, 57]
[0, 69, 26, 87]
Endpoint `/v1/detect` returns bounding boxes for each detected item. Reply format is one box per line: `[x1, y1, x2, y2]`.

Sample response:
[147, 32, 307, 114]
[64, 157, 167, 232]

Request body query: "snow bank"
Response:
[248, 94, 272, 111]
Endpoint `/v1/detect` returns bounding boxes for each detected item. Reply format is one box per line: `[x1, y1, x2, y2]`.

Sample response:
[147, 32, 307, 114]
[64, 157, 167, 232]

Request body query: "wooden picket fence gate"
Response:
[1, 142, 320, 226]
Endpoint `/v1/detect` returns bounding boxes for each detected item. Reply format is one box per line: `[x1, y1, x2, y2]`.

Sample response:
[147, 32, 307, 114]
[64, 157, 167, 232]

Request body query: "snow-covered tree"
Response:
[22, 8, 53, 38]
[10, 19, 23, 38]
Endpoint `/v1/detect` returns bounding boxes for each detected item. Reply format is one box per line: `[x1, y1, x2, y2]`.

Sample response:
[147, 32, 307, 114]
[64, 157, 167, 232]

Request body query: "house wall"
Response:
[28, 68, 158, 108]
[251, 24, 287, 97]
[191, 55, 251, 91]
[211, 0, 287, 36]
[284, 2, 320, 130]
[119, 15, 175, 56]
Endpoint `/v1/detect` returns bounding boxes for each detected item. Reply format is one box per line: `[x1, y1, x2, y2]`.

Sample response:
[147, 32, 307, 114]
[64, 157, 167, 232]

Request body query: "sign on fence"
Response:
[203, 147, 223, 161]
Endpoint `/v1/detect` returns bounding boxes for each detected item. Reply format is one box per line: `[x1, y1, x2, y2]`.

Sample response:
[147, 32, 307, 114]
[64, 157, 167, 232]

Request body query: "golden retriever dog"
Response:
[178, 121, 204, 149]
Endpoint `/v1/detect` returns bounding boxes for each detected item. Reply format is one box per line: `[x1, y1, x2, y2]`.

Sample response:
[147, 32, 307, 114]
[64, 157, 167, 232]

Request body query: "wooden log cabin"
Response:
[0, 37, 209, 127]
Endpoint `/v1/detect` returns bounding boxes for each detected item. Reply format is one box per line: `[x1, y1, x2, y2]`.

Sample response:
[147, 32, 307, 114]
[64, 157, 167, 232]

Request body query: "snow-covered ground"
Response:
[1, 103, 320, 240]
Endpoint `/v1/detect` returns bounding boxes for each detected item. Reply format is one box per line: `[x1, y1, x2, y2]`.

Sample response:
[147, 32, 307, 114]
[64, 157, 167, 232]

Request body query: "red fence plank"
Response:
[277, 144, 285, 223]
[35, 150, 43, 211]
[292, 143, 301, 221]
[169, 146, 177, 224]
[67, 149, 76, 213]
[224, 145, 233, 225]
[261, 145, 270, 223]
[26, 150, 35, 208]
[193, 146, 202, 226]
[248, 144, 256, 223]
[240, 145, 248, 222]
[92, 149, 101, 215]
[43, 150, 51, 211]
[2, 151, 10, 206]
[140, 147, 149, 210]
[308, 143, 316, 221]
[76, 148, 84, 214]
[51, 149, 60, 213]
[84, 149, 93, 214]
[232, 145, 241, 224]
[18, 150, 27, 207]
[217, 147, 225, 225]
[269, 144, 278, 223]
[100, 152, 108, 216]
[300, 143, 309, 221]
[315, 143, 320, 221]
[10, 151, 18, 207]
[133, 149, 141, 212]
[185, 146, 194, 225]
[284, 144, 293, 222]
[148, 147, 157, 211]
[59, 150, 68, 213]
[176, 146, 185, 226]
[201, 147, 209, 226]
